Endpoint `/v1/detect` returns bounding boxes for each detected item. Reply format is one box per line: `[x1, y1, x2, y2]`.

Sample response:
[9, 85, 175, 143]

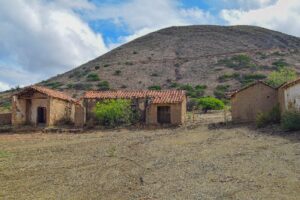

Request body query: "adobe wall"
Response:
[49, 98, 74, 126]
[30, 98, 49, 125]
[0, 113, 12, 125]
[278, 87, 285, 113]
[231, 83, 278, 122]
[280, 84, 300, 112]
[74, 104, 85, 127]
[12, 96, 27, 125]
[146, 102, 185, 125]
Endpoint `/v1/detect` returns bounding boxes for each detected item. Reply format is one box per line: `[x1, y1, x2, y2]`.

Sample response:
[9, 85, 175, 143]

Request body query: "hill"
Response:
[43, 25, 300, 98]
[1, 25, 300, 107]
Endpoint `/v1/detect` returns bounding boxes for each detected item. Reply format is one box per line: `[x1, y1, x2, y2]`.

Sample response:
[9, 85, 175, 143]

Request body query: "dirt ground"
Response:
[0, 112, 299, 200]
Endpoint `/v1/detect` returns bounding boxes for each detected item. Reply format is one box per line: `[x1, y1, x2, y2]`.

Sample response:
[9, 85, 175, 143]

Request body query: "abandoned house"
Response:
[278, 78, 300, 112]
[12, 86, 77, 126]
[81, 90, 187, 125]
[231, 81, 278, 122]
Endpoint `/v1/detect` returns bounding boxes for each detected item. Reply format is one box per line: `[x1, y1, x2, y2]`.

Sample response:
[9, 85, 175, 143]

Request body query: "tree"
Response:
[94, 99, 133, 127]
[198, 97, 224, 113]
[266, 68, 297, 87]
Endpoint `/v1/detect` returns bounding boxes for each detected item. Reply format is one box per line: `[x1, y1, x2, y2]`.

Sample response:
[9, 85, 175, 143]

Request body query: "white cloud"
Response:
[0, 0, 107, 89]
[90, 0, 215, 45]
[217, 0, 277, 10]
[0, 81, 10, 91]
[221, 0, 300, 36]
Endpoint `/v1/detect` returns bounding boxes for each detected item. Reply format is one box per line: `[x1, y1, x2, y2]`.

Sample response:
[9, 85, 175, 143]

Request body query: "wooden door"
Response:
[157, 106, 171, 124]
[37, 107, 46, 124]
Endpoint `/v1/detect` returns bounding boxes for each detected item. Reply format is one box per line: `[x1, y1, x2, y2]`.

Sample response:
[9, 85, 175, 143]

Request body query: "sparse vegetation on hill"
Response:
[1, 25, 300, 106]
[97, 81, 110, 91]
[148, 85, 161, 90]
[266, 68, 297, 87]
[86, 73, 100, 82]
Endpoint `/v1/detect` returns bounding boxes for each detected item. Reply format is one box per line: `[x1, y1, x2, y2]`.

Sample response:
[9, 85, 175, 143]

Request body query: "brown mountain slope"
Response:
[42, 25, 300, 99]
[1, 25, 300, 109]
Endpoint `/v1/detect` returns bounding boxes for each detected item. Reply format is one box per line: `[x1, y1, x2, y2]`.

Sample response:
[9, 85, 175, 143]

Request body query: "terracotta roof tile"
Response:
[17, 85, 75, 102]
[83, 90, 186, 104]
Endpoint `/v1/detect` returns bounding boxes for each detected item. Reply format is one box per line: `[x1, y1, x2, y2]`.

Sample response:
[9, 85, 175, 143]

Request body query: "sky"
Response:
[0, 0, 300, 91]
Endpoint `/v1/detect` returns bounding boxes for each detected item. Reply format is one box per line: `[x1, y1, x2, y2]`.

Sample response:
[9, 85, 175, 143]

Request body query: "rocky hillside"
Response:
[41, 25, 300, 99]
[2, 25, 300, 107]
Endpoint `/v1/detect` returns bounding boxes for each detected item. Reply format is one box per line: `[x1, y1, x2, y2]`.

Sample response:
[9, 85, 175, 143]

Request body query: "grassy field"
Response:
[0, 112, 299, 199]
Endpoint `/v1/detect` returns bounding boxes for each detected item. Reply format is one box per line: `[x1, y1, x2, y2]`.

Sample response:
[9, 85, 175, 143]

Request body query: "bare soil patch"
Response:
[0, 112, 299, 199]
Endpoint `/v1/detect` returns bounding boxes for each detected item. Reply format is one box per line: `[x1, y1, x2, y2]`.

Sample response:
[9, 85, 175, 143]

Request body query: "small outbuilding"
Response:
[231, 81, 278, 123]
[12, 86, 77, 127]
[278, 78, 300, 112]
[81, 90, 187, 126]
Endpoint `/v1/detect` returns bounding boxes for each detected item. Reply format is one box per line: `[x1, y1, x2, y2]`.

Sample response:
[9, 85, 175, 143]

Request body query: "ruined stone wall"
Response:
[12, 96, 27, 126]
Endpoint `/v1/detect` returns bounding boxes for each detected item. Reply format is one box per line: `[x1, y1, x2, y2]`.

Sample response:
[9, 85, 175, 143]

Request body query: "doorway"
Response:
[37, 107, 46, 124]
[157, 106, 171, 124]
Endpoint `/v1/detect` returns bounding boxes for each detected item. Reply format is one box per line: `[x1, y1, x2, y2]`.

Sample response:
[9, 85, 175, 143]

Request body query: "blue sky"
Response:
[0, 0, 299, 91]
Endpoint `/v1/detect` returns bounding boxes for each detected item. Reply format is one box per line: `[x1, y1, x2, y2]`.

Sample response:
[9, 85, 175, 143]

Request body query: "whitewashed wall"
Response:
[284, 84, 300, 111]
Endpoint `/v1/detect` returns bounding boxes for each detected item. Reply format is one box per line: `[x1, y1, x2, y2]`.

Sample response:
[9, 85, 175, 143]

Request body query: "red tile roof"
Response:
[17, 85, 75, 102]
[83, 90, 186, 104]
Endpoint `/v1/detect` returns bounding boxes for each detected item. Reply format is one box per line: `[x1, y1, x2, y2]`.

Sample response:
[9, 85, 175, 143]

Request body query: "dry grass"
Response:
[0, 112, 299, 199]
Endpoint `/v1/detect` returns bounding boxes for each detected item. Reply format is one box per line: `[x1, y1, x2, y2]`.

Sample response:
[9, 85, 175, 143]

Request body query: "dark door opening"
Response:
[37, 107, 46, 124]
[157, 106, 171, 124]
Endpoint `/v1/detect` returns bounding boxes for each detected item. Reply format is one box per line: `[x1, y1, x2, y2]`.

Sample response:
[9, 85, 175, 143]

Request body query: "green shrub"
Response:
[86, 73, 100, 81]
[214, 85, 230, 99]
[94, 99, 133, 127]
[114, 70, 122, 76]
[198, 97, 224, 113]
[67, 83, 73, 89]
[266, 68, 297, 87]
[218, 73, 240, 82]
[125, 61, 133, 65]
[179, 84, 193, 91]
[148, 85, 161, 90]
[44, 82, 63, 89]
[72, 83, 92, 90]
[272, 59, 289, 68]
[169, 82, 178, 88]
[151, 73, 158, 77]
[95, 66, 100, 70]
[195, 85, 207, 90]
[243, 74, 267, 80]
[219, 54, 252, 69]
[97, 81, 110, 91]
[239, 73, 267, 86]
[104, 64, 110, 67]
[281, 110, 300, 131]
[133, 51, 138, 54]
[256, 105, 280, 128]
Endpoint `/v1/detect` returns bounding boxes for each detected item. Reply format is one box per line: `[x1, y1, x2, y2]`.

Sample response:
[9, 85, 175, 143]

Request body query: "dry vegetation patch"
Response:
[0, 113, 299, 199]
